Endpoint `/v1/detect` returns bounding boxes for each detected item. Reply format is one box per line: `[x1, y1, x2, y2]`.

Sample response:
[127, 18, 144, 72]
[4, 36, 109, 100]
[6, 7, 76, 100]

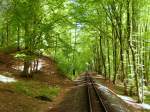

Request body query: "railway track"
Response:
[86, 73, 108, 112]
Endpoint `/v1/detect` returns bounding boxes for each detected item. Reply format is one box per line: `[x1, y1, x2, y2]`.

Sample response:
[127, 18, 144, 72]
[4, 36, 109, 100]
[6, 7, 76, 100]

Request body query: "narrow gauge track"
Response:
[86, 73, 108, 112]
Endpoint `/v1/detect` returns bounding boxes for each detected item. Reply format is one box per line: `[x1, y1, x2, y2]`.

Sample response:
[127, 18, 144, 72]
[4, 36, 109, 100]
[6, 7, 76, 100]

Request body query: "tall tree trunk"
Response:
[23, 22, 30, 77]
[6, 22, 9, 46]
[107, 38, 111, 80]
[99, 36, 107, 78]
[112, 28, 117, 84]
[23, 61, 30, 77]
[131, 0, 142, 103]
[17, 26, 20, 51]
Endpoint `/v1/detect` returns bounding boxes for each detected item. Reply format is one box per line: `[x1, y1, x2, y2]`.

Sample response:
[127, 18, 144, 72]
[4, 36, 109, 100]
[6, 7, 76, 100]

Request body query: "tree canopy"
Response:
[0, 0, 150, 103]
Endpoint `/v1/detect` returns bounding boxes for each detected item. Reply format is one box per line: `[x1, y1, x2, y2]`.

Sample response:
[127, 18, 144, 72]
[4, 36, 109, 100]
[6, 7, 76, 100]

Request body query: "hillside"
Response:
[0, 52, 73, 112]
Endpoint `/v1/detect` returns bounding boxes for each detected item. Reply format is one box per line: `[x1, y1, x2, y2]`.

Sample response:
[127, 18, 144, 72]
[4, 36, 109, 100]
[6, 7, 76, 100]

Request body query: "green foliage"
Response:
[14, 51, 37, 61]
[12, 80, 60, 101]
[0, 0, 149, 104]
[144, 87, 150, 104]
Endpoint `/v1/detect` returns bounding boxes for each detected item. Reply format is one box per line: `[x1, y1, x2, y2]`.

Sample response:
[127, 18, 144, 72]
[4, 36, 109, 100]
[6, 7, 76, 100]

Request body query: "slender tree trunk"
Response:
[23, 22, 30, 77]
[112, 29, 117, 84]
[6, 22, 9, 46]
[17, 26, 20, 51]
[1, 32, 4, 46]
[23, 61, 30, 77]
[107, 38, 111, 80]
[99, 36, 107, 78]
[35, 59, 39, 72]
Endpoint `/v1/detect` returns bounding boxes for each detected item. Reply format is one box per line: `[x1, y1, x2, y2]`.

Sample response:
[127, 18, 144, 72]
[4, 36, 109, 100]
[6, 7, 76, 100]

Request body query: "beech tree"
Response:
[0, 0, 149, 103]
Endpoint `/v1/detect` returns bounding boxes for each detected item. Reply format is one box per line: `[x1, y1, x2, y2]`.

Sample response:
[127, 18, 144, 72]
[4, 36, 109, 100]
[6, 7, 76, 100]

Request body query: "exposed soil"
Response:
[49, 75, 89, 112]
[0, 89, 50, 112]
[0, 52, 73, 112]
[32, 56, 72, 86]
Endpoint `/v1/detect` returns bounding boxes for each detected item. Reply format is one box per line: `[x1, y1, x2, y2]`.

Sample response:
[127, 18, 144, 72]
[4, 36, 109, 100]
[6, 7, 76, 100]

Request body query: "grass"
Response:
[0, 45, 17, 54]
[145, 86, 150, 104]
[114, 85, 125, 95]
[11, 80, 60, 101]
[145, 95, 150, 104]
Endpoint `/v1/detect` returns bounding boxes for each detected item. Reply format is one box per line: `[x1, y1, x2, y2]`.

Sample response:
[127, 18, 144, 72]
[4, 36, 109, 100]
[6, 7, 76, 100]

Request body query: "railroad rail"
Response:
[86, 73, 108, 112]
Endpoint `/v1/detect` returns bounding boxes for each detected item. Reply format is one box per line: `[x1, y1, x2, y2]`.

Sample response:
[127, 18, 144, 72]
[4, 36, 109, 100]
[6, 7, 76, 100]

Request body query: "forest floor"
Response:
[0, 52, 149, 112]
[49, 74, 89, 112]
[49, 73, 150, 112]
[93, 74, 150, 112]
[0, 52, 73, 112]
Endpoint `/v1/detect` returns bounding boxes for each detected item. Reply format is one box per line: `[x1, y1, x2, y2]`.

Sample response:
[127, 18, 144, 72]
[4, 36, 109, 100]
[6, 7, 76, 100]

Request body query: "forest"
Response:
[0, 0, 150, 112]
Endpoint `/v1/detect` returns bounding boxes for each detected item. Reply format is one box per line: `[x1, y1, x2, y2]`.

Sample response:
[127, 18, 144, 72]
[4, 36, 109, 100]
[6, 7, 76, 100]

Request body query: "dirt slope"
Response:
[0, 52, 72, 112]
